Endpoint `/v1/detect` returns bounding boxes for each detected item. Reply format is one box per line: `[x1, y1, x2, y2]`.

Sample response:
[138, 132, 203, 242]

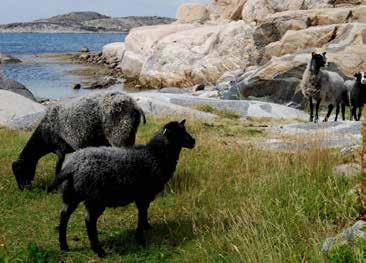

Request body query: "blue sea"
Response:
[0, 33, 126, 99]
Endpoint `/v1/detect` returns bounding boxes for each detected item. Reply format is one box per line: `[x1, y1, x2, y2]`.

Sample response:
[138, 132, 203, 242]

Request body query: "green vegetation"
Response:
[0, 118, 361, 262]
[193, 104, 240, 120]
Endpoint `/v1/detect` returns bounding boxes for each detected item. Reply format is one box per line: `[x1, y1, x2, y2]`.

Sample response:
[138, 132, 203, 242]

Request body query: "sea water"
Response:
[0, 33, 126, 99]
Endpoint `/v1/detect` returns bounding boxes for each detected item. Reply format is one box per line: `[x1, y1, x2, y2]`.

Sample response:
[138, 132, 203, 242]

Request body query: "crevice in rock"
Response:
[328, 26, 338, 43]
[345, 10, 353, 23]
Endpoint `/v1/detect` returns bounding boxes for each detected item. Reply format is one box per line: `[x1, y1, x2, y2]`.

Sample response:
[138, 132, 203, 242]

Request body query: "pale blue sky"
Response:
[0, 0, 210, 24]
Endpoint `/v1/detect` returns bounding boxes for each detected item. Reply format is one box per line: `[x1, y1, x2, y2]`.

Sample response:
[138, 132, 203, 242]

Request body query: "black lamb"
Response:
[344, 72, 366, 121]
[47, 120, 195, 257]
[12, 91, 146, 190]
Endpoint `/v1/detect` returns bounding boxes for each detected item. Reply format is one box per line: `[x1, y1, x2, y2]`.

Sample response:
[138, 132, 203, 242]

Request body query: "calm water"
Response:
[0, 33, 126, 99]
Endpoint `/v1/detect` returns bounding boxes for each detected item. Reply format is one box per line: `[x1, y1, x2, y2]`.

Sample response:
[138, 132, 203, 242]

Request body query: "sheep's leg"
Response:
[59, 202, 78, 252]
[357, 106, 363, 121]
[351, 107, 357, 121]
[85, 205, 106, 258]
[323, 104, 334, 122]
[55, 151, 65, 175]
[315, 99, 321, 123]
[135, 200, 151, 245]
[341, 103, 346, 121]
[309, 97, 314, 122]
[334, 104, 340, 122]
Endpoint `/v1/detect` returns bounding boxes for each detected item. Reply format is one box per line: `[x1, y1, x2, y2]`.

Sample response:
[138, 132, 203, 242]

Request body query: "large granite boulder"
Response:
[176, 3, 209, 24]
[120, 23, 197, 79]
[0, 90, 45, 129]
[139, 21, 258, 88]
[0, 79, 36, 101]
[207, 0, 247, 21]
[102, 42, 125, 64]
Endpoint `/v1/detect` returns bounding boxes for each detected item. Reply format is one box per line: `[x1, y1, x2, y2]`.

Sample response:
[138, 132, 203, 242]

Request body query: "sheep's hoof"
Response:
[60, 245, 69, 252]
[144, 223, 152, 230]
[97, 249, 106, 258]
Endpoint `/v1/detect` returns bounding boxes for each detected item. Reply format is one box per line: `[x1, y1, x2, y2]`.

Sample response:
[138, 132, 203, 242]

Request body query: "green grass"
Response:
[0, 118, 361, 262]
[193, 104, 241, 120]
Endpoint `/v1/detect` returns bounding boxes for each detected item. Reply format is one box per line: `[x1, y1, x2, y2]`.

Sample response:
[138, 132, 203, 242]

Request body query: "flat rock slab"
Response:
[263, 121, 362, 151]
[135, 91, 308, 120]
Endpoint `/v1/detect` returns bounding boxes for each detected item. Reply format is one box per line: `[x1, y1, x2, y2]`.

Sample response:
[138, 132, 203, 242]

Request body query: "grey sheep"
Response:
[301, 52, 347, 122]
[12, 91, 146, 190]
[344, 72, 366, 121]
[47, 120, 195, 257]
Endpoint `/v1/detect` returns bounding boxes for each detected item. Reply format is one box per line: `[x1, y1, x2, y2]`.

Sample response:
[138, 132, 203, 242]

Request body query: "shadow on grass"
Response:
[102, 218, 199, 257]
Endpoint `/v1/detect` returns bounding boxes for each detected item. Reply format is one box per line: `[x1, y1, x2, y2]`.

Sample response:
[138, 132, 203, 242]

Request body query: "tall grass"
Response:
[0, 118, 359, 262]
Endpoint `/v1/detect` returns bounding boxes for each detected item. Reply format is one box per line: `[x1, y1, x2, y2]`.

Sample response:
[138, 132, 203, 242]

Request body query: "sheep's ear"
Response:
[311, 52, 316, 57]
[354, 72, 360, 78]
[322, 52, 327, 56]
[180, 119, 186, 126]
[163, 128, 168, 136]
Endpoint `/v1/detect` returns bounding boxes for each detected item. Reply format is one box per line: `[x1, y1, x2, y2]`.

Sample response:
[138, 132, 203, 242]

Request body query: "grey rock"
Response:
[84, 77, 119, 89]
[159, 87, 190, 94]
[7, 111, 46, 131]
[333, 163, 361, 178]
[0, 79, 36, 101]
[322, 221, 366, 253]
[0, 54, 22, 64]
[80, 47, 90, 53]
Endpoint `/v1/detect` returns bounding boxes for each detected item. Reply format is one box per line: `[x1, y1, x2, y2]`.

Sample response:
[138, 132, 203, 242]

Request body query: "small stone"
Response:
[193, 84, 205, 92]
[80, 47, 90, 53]
[333, 163, 361, 178]
[79, 54, 90, 60]
[73, 84, 81, 90]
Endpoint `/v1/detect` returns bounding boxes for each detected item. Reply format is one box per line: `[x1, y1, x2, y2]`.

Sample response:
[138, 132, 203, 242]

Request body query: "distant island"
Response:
[0, 11, 175, 33]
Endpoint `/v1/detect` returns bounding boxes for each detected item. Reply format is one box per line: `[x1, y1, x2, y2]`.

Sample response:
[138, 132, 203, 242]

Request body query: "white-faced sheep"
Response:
[12, 91, 146, 190]
[344, 72, 366, 121]
[301, 52, 347, 122]
[47, 120, 195, 257]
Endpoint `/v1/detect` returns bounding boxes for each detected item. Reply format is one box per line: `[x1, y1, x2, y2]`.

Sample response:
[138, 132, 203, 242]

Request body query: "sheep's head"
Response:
[162, 120, 195, 149]
[310, 52, 327, 74]
[354, 72, 366, 85]
[12, 159, 35, 190]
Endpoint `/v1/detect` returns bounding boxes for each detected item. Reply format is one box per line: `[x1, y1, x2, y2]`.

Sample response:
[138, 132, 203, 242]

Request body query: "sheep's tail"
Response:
[139, 107, 146, 124]
[47, 170, 72, 193]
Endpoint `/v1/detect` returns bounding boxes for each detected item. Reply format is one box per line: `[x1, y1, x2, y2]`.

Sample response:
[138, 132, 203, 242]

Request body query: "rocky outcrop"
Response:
[121, 23, 197, 79]
[0, 12, 175, 33]
[115, 0, 366, 105]
[137, 21, 258, 87]
[0, 79, 36, 101]
[176, 3, 209, 24]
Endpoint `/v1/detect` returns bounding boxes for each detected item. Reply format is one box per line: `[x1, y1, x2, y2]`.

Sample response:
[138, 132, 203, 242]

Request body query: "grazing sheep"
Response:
[12, 91, 146, 190]
[344, 72, 366, 121]
[47, 120, 195, 257]
[301, 52, 346, 122]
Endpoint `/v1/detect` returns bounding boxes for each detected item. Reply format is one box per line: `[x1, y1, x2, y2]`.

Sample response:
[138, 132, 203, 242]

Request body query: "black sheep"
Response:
[345, 72, 366, 121]
[12, 91, 146, 190]
[47, 120, 195, 257]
